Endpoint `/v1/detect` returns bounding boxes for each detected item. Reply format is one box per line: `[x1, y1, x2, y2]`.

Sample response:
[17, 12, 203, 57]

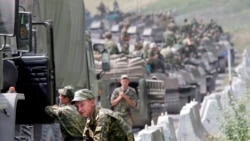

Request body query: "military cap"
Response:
[58, 85, 74, 100]
[120, 74, 129, 80]
[71, 89, 95, 103]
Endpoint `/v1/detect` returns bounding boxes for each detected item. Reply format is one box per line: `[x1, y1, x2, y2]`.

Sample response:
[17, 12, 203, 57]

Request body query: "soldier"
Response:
[110, 75, 137, 129]
[72, 89, 134, 141]
[113, 0, 119, 12]
[147, 43, 165, 73]
[162, 26, 176, 48]
[97, 1, 106, 17]
[120, 22, 130, 54]
[181, 18, 191, 38]
[131, 42, 144, 58]
[45, 85, 86, 141]
[103, 32, 119, 55]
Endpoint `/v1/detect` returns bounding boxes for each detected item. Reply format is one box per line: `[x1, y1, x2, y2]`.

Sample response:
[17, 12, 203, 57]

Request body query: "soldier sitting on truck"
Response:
[103, 31, 119, 55]
[45, 85, 86, 141]
[110, 74, 137, 129]
[131, 42, 144, 58]
[147, 43, 165, 73]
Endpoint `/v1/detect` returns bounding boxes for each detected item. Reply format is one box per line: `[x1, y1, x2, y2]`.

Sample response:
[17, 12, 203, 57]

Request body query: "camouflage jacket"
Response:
[45, 104, 86, 139]
[110, 87, 137, 112]
[83, 107, 134, 141]
[104, 39, 119, 55]
[120, 28, 129, 42]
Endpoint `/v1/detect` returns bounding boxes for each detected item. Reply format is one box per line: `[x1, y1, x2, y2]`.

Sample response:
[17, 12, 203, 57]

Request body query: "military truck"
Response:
[0, 0, 106, 140]
[89, 20, 105, 39]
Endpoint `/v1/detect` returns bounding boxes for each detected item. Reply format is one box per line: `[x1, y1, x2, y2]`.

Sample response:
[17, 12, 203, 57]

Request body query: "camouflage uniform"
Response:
[103, 32, 119, 55]
[110, 86, 137, 128]
[45, 86, 86, 141]
[71, 89, 134, 141]
[147, 45, 165, 73]
[83, 107, 134, 141]
[163, 29, 176, 48]
[120, 25, 130, 54]
[132, 42, 143, 58]
[45, 105, 86, 140]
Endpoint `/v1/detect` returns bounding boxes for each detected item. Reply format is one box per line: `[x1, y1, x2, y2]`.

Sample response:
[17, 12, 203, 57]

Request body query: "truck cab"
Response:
[0, 0, 105, 140]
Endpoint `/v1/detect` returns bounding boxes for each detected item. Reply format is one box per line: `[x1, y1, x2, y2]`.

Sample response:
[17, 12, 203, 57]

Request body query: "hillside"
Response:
[85, 0, 250, 52]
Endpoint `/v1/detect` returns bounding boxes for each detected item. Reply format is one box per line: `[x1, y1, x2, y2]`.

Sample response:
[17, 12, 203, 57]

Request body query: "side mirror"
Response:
[101, 49, 110, 72]
[93, 43, 110, 72]
[16, 11, 32, 52]
[0, 0, 18, 36]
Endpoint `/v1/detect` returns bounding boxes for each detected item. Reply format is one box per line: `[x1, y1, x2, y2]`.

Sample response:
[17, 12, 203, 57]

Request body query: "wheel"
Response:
[41, 125, 55, 141]
[164, 92, 181, 114]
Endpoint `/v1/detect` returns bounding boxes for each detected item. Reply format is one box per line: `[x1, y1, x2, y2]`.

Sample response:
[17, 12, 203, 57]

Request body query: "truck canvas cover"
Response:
[33, 0, 89, 88]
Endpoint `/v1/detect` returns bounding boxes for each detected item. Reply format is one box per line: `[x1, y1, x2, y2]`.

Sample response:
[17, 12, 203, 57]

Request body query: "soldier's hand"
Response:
[52, 105, 58, 108]
[119, 91, 125, 98]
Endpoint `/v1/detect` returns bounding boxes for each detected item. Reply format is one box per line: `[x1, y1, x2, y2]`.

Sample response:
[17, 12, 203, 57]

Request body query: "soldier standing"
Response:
[103, 32, 119, 55]
[113, 0, 119, 12]
[162, 26, 176, 48]
[110, 75, 137, 129]
[72, 89, 134, 141]
[120, 22, 130, 54]
[45, 85, 86, 141]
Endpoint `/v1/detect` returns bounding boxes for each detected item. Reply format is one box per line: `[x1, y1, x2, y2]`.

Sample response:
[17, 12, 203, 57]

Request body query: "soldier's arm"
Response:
[45, 105, 61, 119]
[110, 89, 123, 107]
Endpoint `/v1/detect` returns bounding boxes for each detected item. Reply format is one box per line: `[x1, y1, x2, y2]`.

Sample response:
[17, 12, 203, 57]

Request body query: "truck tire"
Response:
[40, 125, 55, 141]
[164, 92, 181, 114]
[51, 123, 63, 141]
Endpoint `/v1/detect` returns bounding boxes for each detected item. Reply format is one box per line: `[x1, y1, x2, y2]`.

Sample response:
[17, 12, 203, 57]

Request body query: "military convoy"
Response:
[90, 5, 234, 128]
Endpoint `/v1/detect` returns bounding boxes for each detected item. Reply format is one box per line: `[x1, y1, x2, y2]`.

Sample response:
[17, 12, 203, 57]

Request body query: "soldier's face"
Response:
[75, 100, 95, 118]
[120, 79, 129, 87]
[59, 94, 70, 104]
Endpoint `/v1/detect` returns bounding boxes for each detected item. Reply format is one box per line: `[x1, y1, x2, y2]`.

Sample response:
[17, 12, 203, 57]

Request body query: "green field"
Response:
[86, 0, 250, 52]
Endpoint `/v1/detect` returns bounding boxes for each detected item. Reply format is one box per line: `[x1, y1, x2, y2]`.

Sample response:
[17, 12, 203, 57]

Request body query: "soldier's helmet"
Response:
[58, 85, 75, 100]
[104, 32, 112, 38]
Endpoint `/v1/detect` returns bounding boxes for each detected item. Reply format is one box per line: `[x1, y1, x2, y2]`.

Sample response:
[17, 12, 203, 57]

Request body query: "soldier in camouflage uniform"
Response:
[162, 26, 176, 48]
[45, 85, 86, 141]
[110, 75, 137, 129]
[72, 89, 134, 141]
[103, 32, 119, 55]
[147, 43, 165, 73]
[120, 22, 130, 54]
[131, 42, 144, 58]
